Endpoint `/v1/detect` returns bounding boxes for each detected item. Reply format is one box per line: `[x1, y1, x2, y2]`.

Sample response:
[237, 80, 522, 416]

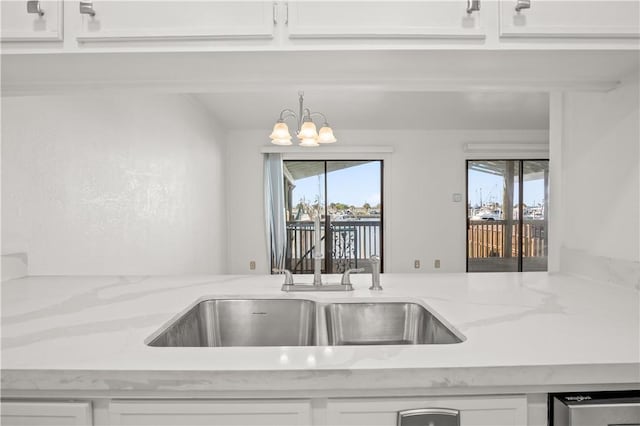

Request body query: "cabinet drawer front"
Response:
[499, 0, 640, 38]
[288, 1, 485, 39]
[108, 399, 312, 426]
[1, 401, 92, 426]
[327, 395, 527, 426]
[77, 1, 274, 42]
[1, 0, 63, 42]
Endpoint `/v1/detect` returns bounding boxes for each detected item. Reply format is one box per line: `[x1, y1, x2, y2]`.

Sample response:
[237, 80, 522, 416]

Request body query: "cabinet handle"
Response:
[79, 1, 96, 17]
[273, 2, 277, 25]
[26, 1, 44, 17]
[466, 0, 480, 14]
[397, 408, 460, 426]
[284, 2, 288, 25]
[515, 0, 531, 12]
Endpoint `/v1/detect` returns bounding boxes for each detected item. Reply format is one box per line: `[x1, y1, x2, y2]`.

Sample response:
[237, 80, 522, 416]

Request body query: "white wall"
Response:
[1, 94, 228, 275]
[561, 80, 640, 263]
[225, 129, 548, 274]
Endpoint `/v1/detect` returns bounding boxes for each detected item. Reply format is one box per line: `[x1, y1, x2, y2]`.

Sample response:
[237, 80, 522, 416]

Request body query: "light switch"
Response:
[452, 193, 462, 202]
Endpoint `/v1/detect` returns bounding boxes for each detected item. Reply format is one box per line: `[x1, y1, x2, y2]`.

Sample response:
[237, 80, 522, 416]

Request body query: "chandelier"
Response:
[269, 91, 337, 147]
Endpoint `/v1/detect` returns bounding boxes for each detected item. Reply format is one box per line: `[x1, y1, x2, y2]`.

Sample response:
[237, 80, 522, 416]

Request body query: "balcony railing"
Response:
[285, 220, 381, 274]
[468, 220, 547, 258]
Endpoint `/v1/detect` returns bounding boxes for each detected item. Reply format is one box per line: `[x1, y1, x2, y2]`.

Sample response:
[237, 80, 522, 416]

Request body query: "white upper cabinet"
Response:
[499, 0, 640, 38]
[75, 1, 274, 43]
[3, 0, 637, 51]
[1, 0, 63, 42]
[287, 1, 485, 40]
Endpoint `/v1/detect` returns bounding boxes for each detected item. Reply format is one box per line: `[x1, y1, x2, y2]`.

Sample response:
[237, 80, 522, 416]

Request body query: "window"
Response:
[278, 160, 383, 274]
[466, 160, 549, 272]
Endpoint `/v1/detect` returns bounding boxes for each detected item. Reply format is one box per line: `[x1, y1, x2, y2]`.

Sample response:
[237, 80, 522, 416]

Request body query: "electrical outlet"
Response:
[434, 259, 441, 269]
[414, 259, 420, 269]
[249, 260, 256, 270]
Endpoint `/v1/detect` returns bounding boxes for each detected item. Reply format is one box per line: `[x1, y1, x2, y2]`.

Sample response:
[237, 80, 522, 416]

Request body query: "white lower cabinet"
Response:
[108, 399, 312, 426]
[327, 395, 527, 426]
[1, 401, 92, 426]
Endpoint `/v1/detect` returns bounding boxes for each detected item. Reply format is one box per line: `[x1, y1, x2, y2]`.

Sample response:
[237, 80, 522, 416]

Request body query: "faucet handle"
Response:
[272, 268, 294, 285]
[341, 267, 365, 285]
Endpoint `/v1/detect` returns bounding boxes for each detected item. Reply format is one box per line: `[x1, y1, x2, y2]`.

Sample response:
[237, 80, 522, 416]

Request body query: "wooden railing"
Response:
[468, 220, 546, 258]
[285, 220, 381, 274]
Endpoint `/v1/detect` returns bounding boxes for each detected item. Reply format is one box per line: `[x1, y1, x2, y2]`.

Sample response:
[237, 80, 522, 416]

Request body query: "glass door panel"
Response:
[326, 161, 382, 273]
[467, 160, 520, 272]
[522, 160, 549, 271]
[283, 161, 326, 274]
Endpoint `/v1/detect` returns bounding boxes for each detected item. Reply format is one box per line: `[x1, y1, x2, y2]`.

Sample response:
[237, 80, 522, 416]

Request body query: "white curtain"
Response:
[264, 153, 287, 272]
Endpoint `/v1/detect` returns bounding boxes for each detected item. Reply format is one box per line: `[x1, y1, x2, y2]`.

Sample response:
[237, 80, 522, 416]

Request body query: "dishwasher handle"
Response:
[397, 408, 460, 426]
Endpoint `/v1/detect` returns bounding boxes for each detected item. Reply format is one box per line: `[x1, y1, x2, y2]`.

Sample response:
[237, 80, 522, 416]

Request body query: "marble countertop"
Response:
[1, 272, 638, 397]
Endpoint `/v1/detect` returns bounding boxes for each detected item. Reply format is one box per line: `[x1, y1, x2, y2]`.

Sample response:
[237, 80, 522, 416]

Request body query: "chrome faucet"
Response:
[275, 265, 362, 292]
[369, 255, 382, 291]
[341, 267, 364, 286]
[273, 268, 294, 286]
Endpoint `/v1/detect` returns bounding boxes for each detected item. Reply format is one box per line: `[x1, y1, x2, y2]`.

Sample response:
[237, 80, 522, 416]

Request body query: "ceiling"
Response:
[195, 90, 550, 130]
[2, 49, 638, 131]
[3, 50, 638, 95]
[469, 160, 548, 180]
[285, 160, 373, 182]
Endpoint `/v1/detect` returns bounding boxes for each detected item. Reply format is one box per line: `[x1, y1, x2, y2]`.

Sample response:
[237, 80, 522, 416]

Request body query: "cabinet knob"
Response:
[515, 0, 531, 12]
[397, 408, 460, 426]
[26, 1, 44, 17]
[79, 1, 96, 17]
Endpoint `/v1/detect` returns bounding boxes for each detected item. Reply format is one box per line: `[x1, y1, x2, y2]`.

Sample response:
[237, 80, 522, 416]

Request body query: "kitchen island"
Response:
[1, 272, 638, 425]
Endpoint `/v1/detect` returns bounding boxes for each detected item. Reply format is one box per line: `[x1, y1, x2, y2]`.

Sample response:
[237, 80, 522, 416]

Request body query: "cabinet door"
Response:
[1, 401, 92, 426]
[76, 1, 274, 43]
[108, 399, 312, 426]
[327, 395, 527, 426]
[287, 1, 485, 40]
[499, 0, 640, 38]
[0, 0, 63, 42]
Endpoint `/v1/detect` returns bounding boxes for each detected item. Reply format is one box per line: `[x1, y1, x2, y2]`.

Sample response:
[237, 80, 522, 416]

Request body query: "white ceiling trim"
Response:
[261, 145, 394, 154]
[1, 78, 620, 98]
[463, 142, 549, 158]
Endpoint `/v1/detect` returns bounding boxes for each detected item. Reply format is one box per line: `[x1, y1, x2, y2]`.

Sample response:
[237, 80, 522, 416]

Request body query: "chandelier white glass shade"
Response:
[269, 92, 337, 147]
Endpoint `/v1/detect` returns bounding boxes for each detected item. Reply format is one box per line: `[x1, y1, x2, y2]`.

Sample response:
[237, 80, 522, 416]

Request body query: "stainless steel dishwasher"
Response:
[549, 390, 640, 426]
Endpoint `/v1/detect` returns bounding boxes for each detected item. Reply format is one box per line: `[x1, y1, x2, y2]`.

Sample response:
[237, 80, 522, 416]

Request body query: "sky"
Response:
[468, 169, 545, 207]
[291, 161, 381, 207]
[290, 161, 546, 209]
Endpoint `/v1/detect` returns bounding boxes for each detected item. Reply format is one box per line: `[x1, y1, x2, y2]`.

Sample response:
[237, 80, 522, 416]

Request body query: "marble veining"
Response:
[1, 272, 639, 395]
[561, 247, 640, 290]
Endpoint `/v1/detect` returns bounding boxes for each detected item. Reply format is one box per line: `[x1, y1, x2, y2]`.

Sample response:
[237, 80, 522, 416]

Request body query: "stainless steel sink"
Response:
[148, 298, 463, 347]
[148, 299, 316, 347]
[324, 302, 462, 345]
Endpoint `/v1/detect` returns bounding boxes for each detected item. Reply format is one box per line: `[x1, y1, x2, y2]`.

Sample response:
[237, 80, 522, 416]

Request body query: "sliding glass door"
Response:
[280, 160, 383, 274]
[467, 160, 548, 272]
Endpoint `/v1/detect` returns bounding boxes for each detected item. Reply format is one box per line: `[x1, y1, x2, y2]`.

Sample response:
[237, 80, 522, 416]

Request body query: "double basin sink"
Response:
[147, 298, 464, 347]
